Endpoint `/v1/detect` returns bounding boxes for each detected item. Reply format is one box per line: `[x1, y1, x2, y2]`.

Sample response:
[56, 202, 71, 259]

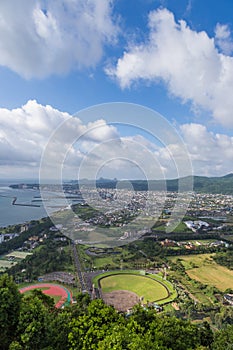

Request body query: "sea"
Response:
[0, 179, 51, 228]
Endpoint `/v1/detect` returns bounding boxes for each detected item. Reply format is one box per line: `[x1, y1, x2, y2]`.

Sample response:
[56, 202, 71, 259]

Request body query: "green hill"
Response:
[95, 174, 233, 194]
[10, 174, 233, 194]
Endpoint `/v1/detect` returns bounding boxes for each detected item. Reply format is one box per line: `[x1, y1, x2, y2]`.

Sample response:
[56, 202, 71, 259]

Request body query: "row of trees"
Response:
[1, 274, 233, 350]
[213, 250, 233, 270]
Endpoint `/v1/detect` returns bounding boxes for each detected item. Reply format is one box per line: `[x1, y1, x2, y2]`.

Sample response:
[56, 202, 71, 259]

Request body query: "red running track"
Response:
[20, 283, 71, 308]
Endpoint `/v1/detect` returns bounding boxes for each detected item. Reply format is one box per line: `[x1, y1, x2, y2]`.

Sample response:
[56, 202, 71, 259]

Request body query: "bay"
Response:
[0, 179, 49, 228]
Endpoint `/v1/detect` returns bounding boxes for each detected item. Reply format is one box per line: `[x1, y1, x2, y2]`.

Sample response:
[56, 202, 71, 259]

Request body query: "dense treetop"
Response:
[0, 274, 232, 350]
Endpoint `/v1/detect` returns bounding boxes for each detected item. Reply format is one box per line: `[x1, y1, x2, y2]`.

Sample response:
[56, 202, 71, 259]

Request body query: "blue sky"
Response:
[1, 0, 233, 180]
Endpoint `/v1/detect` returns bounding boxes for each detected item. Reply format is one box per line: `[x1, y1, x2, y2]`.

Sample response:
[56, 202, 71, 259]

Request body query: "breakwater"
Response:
[12, 197, 40, 208]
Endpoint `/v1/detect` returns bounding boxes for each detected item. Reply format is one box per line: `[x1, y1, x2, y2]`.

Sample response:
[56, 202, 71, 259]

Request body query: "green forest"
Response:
[1, 274, 233, 350]
[213, 250, 233, 270]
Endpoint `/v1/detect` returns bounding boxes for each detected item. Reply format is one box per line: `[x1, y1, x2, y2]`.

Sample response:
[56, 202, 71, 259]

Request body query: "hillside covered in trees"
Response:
[67, 173, 233, 194]
[1, 274, 233, 350]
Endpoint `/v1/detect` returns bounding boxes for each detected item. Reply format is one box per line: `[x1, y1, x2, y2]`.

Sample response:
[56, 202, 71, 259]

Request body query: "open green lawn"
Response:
[152, 221, 190, 232]
[92, 256, 118, 269]
[172, 254, 233, 291]
[100, 273, 169, 302]
[184, 239, 217, 246]
[0, 250, 32, 271]
[0, 260, 17, 269]
[6, 251, 32, 259]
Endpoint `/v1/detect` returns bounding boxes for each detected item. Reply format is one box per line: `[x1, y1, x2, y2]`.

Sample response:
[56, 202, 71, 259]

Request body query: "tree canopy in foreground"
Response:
[0, 274, 232, 350]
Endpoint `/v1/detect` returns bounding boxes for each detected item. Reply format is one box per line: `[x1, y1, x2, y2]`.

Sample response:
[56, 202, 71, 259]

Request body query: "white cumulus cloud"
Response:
[0, 100, 119, 178]
[107, 8, 233, 127]
[0, 0, 118, 78]
[1, 100, 233, 179]
[180, 123, 233, 176]
[215, 23, 233, 55]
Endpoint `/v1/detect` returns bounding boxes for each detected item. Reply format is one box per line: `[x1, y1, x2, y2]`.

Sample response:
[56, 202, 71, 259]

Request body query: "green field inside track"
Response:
[99, 273, 169, 302]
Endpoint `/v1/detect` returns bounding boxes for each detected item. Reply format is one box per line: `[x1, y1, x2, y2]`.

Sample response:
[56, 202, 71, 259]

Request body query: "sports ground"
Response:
[20, 283, 72, 308]
[94, 271, 176, 311]
[100, 274, 169, 301]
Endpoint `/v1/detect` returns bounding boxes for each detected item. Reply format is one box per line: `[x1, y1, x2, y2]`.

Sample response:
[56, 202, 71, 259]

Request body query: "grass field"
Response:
[0, 250, 32, 271]
[99, 273, 169, 302]
[6, 251, 32, 259]
[172, 254, 233, 291]
[0, 260, 17, 270]
[92, 256, 118, 269]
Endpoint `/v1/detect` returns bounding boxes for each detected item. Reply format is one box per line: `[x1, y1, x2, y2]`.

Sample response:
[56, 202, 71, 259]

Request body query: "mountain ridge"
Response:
[9, 173, 233, 194]
[88, 174, 233, 194]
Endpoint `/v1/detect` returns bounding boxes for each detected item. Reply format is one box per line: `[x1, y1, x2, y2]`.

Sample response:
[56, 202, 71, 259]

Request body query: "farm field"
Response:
[100, 273, 169, 302]
[172, 254, 233, 291]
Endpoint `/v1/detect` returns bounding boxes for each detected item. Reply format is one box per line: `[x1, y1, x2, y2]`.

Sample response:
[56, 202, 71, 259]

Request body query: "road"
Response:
[72, 243, 88, 293]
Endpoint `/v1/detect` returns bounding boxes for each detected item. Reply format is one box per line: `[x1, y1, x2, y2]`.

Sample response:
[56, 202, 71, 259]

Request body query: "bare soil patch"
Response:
[102, 289, 140, 312]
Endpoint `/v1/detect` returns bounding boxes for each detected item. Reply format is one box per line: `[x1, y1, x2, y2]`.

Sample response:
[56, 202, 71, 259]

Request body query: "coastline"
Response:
[0, 182, 77, 229]
[0, 184, 49, 228]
